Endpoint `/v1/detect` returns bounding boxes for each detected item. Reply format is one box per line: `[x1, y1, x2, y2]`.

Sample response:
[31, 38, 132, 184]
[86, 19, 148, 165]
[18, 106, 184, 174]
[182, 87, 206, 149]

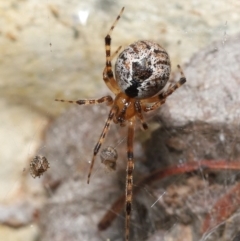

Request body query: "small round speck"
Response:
[30, 155, 50, 178]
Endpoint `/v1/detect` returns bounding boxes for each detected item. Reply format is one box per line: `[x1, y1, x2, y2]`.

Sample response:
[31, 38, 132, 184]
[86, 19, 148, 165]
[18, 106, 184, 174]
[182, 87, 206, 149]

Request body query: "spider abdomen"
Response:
[115, 40, 171, 99]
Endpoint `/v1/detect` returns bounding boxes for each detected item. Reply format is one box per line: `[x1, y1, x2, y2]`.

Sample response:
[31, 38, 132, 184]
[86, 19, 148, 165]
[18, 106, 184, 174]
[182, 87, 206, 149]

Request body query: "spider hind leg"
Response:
[142, 64, 186, 112]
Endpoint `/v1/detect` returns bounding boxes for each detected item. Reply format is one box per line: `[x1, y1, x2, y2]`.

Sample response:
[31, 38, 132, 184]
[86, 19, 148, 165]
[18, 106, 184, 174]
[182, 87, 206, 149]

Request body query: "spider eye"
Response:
[115, 40, 171, 99]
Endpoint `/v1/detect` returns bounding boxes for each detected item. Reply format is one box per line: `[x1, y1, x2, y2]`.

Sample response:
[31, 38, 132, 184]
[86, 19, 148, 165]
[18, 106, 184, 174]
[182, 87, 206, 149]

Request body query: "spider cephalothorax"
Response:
[56, 7, 186, 241]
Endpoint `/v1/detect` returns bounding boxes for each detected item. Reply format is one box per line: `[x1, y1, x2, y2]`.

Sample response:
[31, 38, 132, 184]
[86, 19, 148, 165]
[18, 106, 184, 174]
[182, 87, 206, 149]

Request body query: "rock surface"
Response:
[1, 0, 240, 241]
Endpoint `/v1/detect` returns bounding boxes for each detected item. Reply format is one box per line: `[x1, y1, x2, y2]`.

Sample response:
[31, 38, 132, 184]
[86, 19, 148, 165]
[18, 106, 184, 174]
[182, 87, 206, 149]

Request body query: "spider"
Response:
[55, 7, 186, 241]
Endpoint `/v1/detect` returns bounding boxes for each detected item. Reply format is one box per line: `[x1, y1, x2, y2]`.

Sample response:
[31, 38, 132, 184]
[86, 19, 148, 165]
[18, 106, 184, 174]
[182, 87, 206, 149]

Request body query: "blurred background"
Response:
[1, 0, 240, 240]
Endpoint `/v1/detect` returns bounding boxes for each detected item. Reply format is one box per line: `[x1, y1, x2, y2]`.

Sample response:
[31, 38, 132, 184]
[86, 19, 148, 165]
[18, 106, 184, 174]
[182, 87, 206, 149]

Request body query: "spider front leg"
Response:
[55, 95, 113, 106]
[103, 7, 124, 95]
[125, 117, 135, 241]
[103, 46, 122, 95]
[142, 65, 186, 112]
[87, 106, 117, 184]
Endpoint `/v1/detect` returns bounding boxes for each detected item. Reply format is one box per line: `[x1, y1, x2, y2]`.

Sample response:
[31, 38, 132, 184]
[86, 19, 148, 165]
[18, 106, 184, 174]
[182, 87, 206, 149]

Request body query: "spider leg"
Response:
[125, 117, 135, 241]
[134, 101, 148, 130]
[87, 106, 117, 184]
[103, 7, 124, 95]
[111, 45, 122, 61]
[103, 45, 122, 94]
[55, 95, 113, 106]
[142, 65, 186, 112]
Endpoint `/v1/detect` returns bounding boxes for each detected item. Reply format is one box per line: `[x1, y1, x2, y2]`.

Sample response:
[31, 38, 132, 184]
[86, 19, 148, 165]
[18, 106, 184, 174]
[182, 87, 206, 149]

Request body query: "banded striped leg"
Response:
[134, 101, 148, 130]
[142, 65, 186, 112]
[142, 96, 167, 112]
[110, 45, 122, 60]
[87, 106, 117, 184]
[103, 7, 125, 95]
[103, 46, 122, 95]
[55, 95, 113, 106]
[125, 117, 135, 241]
